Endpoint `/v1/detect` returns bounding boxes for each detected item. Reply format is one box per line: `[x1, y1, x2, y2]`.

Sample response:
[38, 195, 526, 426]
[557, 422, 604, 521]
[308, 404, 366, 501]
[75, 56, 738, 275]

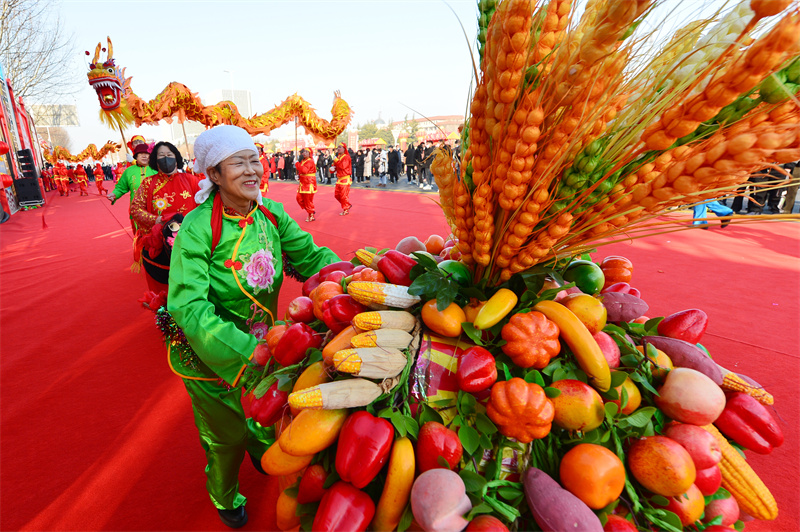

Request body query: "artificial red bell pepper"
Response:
[248, 381, 288, 427]
[377, 250, 416, 286]
[302, 272, 322, 297]
[457, 346, 498, 393]
[321, 294, 367, 334]
[297, 464, 328, 504]
[312, 481, 375, 532]
[319, 260, 356, 279]
[272, 322, 322, 366]
[335, 411, 394, 488]
[714, 392, 784, 455]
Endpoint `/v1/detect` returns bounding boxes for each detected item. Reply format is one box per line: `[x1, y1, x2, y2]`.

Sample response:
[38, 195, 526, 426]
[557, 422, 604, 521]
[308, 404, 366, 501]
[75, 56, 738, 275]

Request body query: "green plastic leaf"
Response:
[497, 486, 522, 501]
[306, 348, 323, 365]
[525, 369, 546, 387]
[644, 317, 664, 334]
[475, 413, 498, 435]
[604, 401, 619, 419]
[397, 504, 414, 532]
[322, 471, 340, 489]
[650, 495, 670, 506]
[465, 502, 493, 520]
[418, 404, 444, 426]
[459, 469, 488, 494]
[610, 371, 629, 388]
[404, 416, 420, 440]
[277, 374, 294, 392]
[461, 322, 485, 346]
[391, 411, 408, 437]
[621, 406, 658, 427]
[412, 251, 440, 270]
[479, 432, 493, 450]
[544, 387, 561, 398]
[620, 354, 640, 368]
[459, 425, 481, 456]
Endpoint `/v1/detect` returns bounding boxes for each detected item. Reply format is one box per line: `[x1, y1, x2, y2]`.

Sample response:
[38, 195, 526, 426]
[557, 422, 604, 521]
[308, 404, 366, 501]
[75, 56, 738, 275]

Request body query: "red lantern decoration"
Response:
[1, 173, 12, 188]
[0, 141, 9, 156]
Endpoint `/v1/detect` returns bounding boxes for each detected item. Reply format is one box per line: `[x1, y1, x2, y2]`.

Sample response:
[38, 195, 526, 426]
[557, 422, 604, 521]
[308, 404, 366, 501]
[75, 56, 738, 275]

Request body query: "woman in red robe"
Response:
[332, 143, 352, 215]
[295, 148, 317, 221]
[131, 141, 201, 292]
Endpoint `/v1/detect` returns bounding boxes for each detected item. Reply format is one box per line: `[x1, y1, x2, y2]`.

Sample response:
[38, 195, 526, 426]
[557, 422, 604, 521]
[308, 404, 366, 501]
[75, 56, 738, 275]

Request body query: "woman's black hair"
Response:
[149, 141, 185, 172]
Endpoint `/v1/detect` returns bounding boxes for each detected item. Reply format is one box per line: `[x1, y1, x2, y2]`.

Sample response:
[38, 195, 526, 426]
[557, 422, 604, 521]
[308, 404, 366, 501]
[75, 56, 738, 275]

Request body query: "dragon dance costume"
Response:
[295, 154, 317, 220]
[94, 164, 107, 196]
[74, 166, 89, 196]
[333, 144, 352, 215]
[55, 164, 69, 196]
[168, 191, 338, 512]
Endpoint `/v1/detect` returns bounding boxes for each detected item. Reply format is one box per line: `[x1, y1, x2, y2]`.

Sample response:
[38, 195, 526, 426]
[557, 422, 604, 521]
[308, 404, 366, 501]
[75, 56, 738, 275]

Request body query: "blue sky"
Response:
[56, 0, 480, 150]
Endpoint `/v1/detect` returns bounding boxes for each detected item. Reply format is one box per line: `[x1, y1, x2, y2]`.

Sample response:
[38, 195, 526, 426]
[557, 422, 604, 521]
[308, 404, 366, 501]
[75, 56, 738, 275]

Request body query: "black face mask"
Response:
[157, 156, 177, 174]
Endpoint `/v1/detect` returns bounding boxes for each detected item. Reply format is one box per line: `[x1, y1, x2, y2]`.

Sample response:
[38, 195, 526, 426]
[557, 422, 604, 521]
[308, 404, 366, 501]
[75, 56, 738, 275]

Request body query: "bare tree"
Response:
[36, 125, 71, 151]
[0, 0, 80, 103]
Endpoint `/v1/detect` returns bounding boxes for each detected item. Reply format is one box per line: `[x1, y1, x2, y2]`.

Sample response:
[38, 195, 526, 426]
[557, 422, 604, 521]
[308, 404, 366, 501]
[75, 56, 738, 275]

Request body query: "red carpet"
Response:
[1, 182, 797, 531]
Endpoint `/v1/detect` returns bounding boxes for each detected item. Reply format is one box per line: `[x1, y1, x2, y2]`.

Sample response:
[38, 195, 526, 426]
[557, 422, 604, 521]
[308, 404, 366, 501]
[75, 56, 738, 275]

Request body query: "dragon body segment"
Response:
[87, 38, 352, 140]
[43, 141, 122, 164]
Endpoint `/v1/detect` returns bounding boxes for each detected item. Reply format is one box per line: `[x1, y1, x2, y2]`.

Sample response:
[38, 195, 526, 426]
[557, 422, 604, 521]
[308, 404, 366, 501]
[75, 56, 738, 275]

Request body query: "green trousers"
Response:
[183, 378, 272, 510]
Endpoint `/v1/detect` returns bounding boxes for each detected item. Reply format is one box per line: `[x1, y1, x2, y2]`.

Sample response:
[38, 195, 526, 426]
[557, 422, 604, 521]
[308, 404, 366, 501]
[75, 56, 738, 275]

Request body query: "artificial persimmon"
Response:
[422, 299, 466, 337]
[600, 256, 633, 288]
[424, 234, 446, 255]
[559, 443, 626, 509]
[310, 281, 344, 321]
[350, 267, 386, 283]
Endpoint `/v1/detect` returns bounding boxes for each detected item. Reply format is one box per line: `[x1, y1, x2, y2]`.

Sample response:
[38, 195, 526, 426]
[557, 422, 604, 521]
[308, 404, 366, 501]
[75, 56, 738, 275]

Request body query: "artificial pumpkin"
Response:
[351, 267, 386, 283]
[486, 378, 555, 443]
[500, 311, 560, 368]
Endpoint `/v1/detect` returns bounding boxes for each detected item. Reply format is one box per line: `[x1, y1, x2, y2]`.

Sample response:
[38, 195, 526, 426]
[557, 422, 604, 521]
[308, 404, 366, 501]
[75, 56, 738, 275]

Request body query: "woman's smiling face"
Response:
[211, 150, 263, 206]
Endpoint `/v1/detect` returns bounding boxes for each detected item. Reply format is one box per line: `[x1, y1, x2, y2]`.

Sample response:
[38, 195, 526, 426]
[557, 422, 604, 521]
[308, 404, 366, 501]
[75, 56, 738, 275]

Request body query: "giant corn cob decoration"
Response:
[435, 0, 800, 284]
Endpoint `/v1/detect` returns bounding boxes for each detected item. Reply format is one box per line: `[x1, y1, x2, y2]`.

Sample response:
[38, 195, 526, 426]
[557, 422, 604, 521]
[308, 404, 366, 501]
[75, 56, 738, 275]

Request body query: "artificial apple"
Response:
[703, 493, 740, 526]
[416, 421, 463, 473]
[603, 515, 637, 532]
[655, 368, 726, 425]
[694, 465, 722, 496]
[253, 343, 271, 366]
[657, 308, 709, 344]
[561, 293, 608, 334]
[593, 331, 620, 368]
[286, 296, 314, 323]
[663, 423, 722, 469]
[324, 270, 347, 284]
[465, 515, 509, 531]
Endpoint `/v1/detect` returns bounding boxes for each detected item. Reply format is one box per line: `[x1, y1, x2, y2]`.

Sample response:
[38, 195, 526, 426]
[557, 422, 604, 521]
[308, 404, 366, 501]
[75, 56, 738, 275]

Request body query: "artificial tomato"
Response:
[563, 260, 605, 295]
[350, 267, 386, 283]
[422, 299, 466, 337]
[600, 255, 633, 288]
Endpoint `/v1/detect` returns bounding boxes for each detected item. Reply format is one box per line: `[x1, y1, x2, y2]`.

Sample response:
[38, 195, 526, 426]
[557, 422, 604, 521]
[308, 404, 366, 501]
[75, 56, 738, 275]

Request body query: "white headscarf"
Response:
[193, 125, 263, 205]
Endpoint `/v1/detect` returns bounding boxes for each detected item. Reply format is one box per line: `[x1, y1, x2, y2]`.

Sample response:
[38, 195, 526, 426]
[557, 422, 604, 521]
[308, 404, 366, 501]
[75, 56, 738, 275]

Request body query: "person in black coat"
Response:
[355, 150, 365, 183]
[387, 145, 400, 184]
[405, 144, 416, 184]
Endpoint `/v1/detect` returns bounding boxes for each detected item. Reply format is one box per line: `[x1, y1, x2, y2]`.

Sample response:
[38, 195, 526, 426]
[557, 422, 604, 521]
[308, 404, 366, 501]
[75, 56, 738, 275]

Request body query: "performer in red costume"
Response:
[295, 148, 317, 221]
[94, 163, 107, 196]
[255, 143, 269, 196]
[66, 165, 76, 193]
[75, 165, 89, 196]
[55, 163, 69, 196]
[332, 142, 352, 215]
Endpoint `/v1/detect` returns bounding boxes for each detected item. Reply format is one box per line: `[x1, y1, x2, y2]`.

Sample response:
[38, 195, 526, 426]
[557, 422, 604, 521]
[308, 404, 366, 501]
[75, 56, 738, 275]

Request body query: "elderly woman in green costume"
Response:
[167, 125, 338, 529]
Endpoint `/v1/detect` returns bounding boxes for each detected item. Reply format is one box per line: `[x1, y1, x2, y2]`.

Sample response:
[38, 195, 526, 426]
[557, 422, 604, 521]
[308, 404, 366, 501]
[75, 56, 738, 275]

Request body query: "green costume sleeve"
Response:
[168, 216, 256, 386]
[111, 168, 133, 203]
[264, 198, 339, 278]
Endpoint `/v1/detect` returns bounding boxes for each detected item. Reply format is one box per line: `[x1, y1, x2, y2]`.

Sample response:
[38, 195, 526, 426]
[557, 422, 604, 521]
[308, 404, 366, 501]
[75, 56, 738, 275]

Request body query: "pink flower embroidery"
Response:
[250, 322, 270, 340]
[243, 248, 275, 290]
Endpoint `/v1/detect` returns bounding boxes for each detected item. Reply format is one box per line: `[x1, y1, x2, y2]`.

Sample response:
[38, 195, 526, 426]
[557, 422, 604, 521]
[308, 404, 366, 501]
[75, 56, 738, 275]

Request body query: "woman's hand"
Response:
[155, 215, 163, 225]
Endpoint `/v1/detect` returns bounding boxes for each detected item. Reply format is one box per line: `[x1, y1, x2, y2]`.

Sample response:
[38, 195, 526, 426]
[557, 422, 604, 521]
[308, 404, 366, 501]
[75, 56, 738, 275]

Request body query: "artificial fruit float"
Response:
[240, 0, 798, 529]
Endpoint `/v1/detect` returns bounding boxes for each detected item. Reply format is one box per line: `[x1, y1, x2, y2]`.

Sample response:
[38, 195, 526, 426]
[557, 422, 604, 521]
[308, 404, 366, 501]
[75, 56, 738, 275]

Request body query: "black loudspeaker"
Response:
[13, 177, 43, 205]
[17, 149, 38, 179]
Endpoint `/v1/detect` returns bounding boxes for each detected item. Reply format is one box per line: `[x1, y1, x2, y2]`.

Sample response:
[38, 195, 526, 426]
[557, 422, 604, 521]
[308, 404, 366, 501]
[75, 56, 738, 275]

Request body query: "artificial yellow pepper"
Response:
[473, 288, 518, 329]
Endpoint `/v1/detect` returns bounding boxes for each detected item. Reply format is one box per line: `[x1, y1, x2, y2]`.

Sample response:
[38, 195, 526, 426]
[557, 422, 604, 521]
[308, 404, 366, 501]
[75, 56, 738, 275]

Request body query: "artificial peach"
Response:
[396, 236, 427, 255]
[561, 293, 607, 334]
[550, 379, 605, 432]
[627, 436, 696, 497]
[655, 368, 726, 425]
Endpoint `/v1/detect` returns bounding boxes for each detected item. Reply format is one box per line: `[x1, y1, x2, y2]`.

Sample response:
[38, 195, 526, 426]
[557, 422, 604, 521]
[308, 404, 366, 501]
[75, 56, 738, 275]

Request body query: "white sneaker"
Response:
[419, 184, 424, 188]
[423, 184, 432, 190]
